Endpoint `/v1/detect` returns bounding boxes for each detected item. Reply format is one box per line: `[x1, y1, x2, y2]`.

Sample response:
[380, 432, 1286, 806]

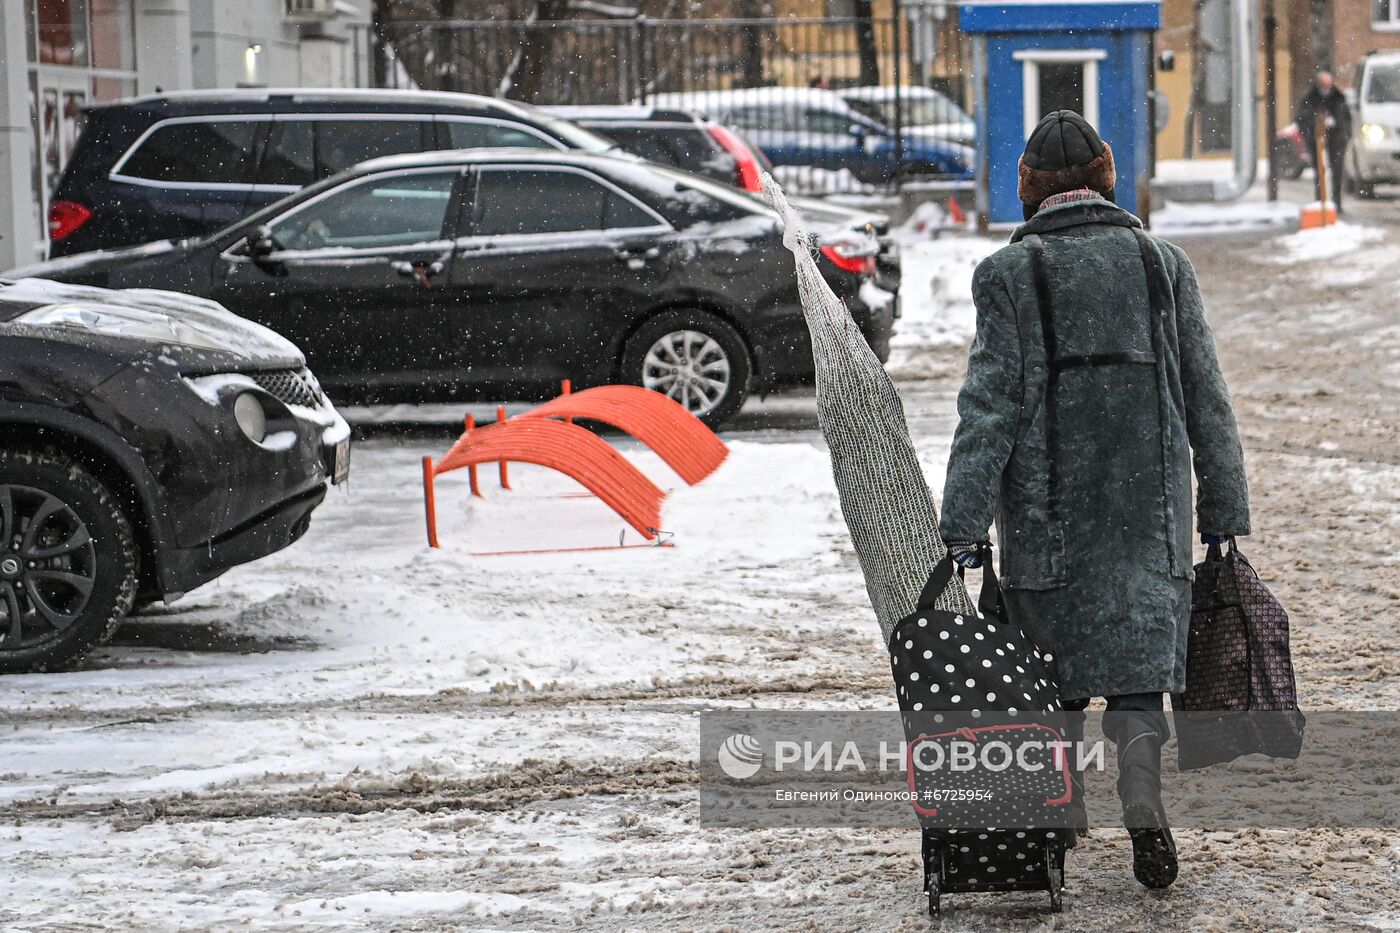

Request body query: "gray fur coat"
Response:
[938, 199, 1250, 698]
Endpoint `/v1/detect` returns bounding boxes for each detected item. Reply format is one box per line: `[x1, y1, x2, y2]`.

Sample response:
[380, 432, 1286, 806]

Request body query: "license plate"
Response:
[331, 438, 350, 485]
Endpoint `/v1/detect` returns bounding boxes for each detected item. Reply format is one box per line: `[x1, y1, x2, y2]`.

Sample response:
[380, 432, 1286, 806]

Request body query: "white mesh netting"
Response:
[758, 173, 977, 641]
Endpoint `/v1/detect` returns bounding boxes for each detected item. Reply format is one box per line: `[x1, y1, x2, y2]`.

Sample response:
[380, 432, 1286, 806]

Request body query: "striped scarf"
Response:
[1038, 187, 1104, 210]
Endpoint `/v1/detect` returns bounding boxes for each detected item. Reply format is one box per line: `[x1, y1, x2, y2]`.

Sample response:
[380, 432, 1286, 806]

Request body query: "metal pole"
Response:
[1264, 1, 1279, 201]
[1144, 29, 1156, 228]
[972, 34, 989, 230]
[370, 0, 388, 88]
[893, 0, 904, 193]
[638, 15, 646, 102]
[1212, 0, 1259, 200]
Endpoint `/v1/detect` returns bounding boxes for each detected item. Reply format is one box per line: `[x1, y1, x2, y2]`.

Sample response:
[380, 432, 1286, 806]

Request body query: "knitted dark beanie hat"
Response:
[1018, 110, 1117, 207]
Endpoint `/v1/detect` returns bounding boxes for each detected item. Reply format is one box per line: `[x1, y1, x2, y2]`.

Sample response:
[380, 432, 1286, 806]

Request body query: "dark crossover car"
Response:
[0, 277, 349, 673]
[542, 104, 775, 192]
[47, 88, 615, 257]
[12, 149, 896, 426]
[543, 105, 902, 297]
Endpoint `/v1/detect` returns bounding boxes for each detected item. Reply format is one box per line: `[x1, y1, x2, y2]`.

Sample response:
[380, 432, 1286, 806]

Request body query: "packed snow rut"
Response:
[1, 227, 1397, 931]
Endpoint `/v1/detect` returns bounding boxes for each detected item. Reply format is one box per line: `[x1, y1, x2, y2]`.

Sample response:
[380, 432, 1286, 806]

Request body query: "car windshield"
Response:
[851, 95, 969, 127]
[1366, 62, 1400, 103]
[900, 96, 971, 125]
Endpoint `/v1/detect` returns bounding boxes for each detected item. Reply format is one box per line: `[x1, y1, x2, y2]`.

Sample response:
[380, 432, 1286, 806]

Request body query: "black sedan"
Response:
[0, 277, 349, 672]
[12, 149, 896, 426]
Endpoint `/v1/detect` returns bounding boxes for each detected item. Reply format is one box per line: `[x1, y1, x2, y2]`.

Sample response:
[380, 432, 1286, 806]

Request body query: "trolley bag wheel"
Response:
[1045, 843, 1066, 913]
[927, 852, 943, 917]
[922, 835, 944, 917]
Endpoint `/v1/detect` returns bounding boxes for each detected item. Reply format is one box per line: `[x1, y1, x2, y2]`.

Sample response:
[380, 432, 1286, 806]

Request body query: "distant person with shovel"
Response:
[939, 111, 1252, 889]
[1296, 69, 1352, 212]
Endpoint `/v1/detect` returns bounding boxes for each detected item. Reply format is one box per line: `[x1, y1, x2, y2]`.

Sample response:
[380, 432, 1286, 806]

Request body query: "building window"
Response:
[35, 0, 90, 66]
[1376, 0, 1400, 27]
[26, 0, 137, 255]
[1039, 62, 1086, 116]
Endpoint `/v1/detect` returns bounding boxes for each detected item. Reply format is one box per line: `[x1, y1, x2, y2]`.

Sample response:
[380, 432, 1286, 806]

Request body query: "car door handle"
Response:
[614, 247, 661, 269]
[391, 259, 445, 288]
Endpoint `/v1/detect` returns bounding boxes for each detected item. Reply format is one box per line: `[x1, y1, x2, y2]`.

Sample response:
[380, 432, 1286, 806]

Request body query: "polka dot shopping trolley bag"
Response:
[890, 547, 1075, 915]
[756, 174, 1074, 916]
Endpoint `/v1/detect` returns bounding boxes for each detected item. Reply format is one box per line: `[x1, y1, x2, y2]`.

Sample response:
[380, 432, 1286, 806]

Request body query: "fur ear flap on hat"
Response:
[1017, 141, 1116, 206]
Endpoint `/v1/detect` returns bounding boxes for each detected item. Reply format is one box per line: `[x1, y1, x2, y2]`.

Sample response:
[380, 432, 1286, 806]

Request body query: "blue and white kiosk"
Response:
[960, 1, 1160, 225]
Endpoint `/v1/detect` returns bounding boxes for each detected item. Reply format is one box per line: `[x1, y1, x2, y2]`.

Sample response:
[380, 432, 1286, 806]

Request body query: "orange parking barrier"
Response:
[464, 414, 482, 497]
[424, 418, 664, 546]
[422, 456, 439, 549]
[520, 383, 728, 485]
[495, 405, 512, 490]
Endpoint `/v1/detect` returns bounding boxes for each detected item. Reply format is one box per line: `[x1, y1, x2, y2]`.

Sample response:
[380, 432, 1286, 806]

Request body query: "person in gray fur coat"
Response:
[939, 111, 1252, 889]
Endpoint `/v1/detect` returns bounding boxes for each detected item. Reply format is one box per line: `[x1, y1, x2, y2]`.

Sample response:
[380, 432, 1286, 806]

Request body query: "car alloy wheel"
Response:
[0, 485, 98, 652]
[641, 329, 732, 418]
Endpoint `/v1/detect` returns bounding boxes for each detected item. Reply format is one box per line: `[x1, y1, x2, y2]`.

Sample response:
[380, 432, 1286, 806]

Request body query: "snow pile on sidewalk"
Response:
[1151, 199, 1299, 236]
[1269, 221, 1387, 263]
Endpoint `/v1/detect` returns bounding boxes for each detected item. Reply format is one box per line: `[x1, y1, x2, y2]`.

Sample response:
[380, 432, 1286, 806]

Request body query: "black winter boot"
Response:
[1110, 712, 1178, 889]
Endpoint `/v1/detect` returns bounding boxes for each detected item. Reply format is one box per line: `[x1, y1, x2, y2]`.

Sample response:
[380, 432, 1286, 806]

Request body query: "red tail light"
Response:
[48, 200, 92, 241]
[820, 244, 877, 277]
[707, 124, 764, 192]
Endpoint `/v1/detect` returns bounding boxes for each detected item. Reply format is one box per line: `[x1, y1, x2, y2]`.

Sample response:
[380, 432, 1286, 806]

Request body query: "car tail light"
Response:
[48, 200, 92, 242]
[820, 237, 879, 277]
[707, 124, 764, 192]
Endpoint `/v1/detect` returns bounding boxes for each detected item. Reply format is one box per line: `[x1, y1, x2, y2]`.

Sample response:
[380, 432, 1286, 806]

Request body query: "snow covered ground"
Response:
[1, 221, 1397, 930]
[886, 230, 1000, 380]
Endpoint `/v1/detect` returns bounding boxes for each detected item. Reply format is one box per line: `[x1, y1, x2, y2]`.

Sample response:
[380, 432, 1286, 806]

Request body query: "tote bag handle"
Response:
[913, 545, 1007, 623]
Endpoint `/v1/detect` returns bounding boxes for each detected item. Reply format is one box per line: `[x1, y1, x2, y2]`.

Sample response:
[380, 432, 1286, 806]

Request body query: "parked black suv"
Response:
[0, 277, 349, 672]
[47, 88, 615, 257]
[15, 149, 895, 427]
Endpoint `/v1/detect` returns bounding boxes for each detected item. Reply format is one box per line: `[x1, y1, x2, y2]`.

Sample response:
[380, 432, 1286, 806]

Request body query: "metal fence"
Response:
[350, 16, 974, 195]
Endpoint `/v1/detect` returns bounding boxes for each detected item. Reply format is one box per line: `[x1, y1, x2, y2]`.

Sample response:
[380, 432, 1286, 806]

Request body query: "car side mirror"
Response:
[243, 225, 287, 276]
[246, 226, 279, 261]
[1344, 87, 1358, 107]
[848, 124, 868, 139]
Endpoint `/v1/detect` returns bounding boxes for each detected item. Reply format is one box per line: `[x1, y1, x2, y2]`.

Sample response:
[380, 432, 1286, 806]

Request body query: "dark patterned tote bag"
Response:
[1174, 540, 1306, 769]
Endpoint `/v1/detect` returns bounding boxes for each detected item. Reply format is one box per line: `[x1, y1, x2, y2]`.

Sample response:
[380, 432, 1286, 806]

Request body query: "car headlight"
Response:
[1362, 123, 1388, 146]
[17, 301, 227, 351]
[233, 393, 267, 443]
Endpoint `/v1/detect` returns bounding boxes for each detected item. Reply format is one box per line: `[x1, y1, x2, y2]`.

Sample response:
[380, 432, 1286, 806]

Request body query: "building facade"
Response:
[1288, 0, 1400, 102]
[0, 0, 371, 270]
